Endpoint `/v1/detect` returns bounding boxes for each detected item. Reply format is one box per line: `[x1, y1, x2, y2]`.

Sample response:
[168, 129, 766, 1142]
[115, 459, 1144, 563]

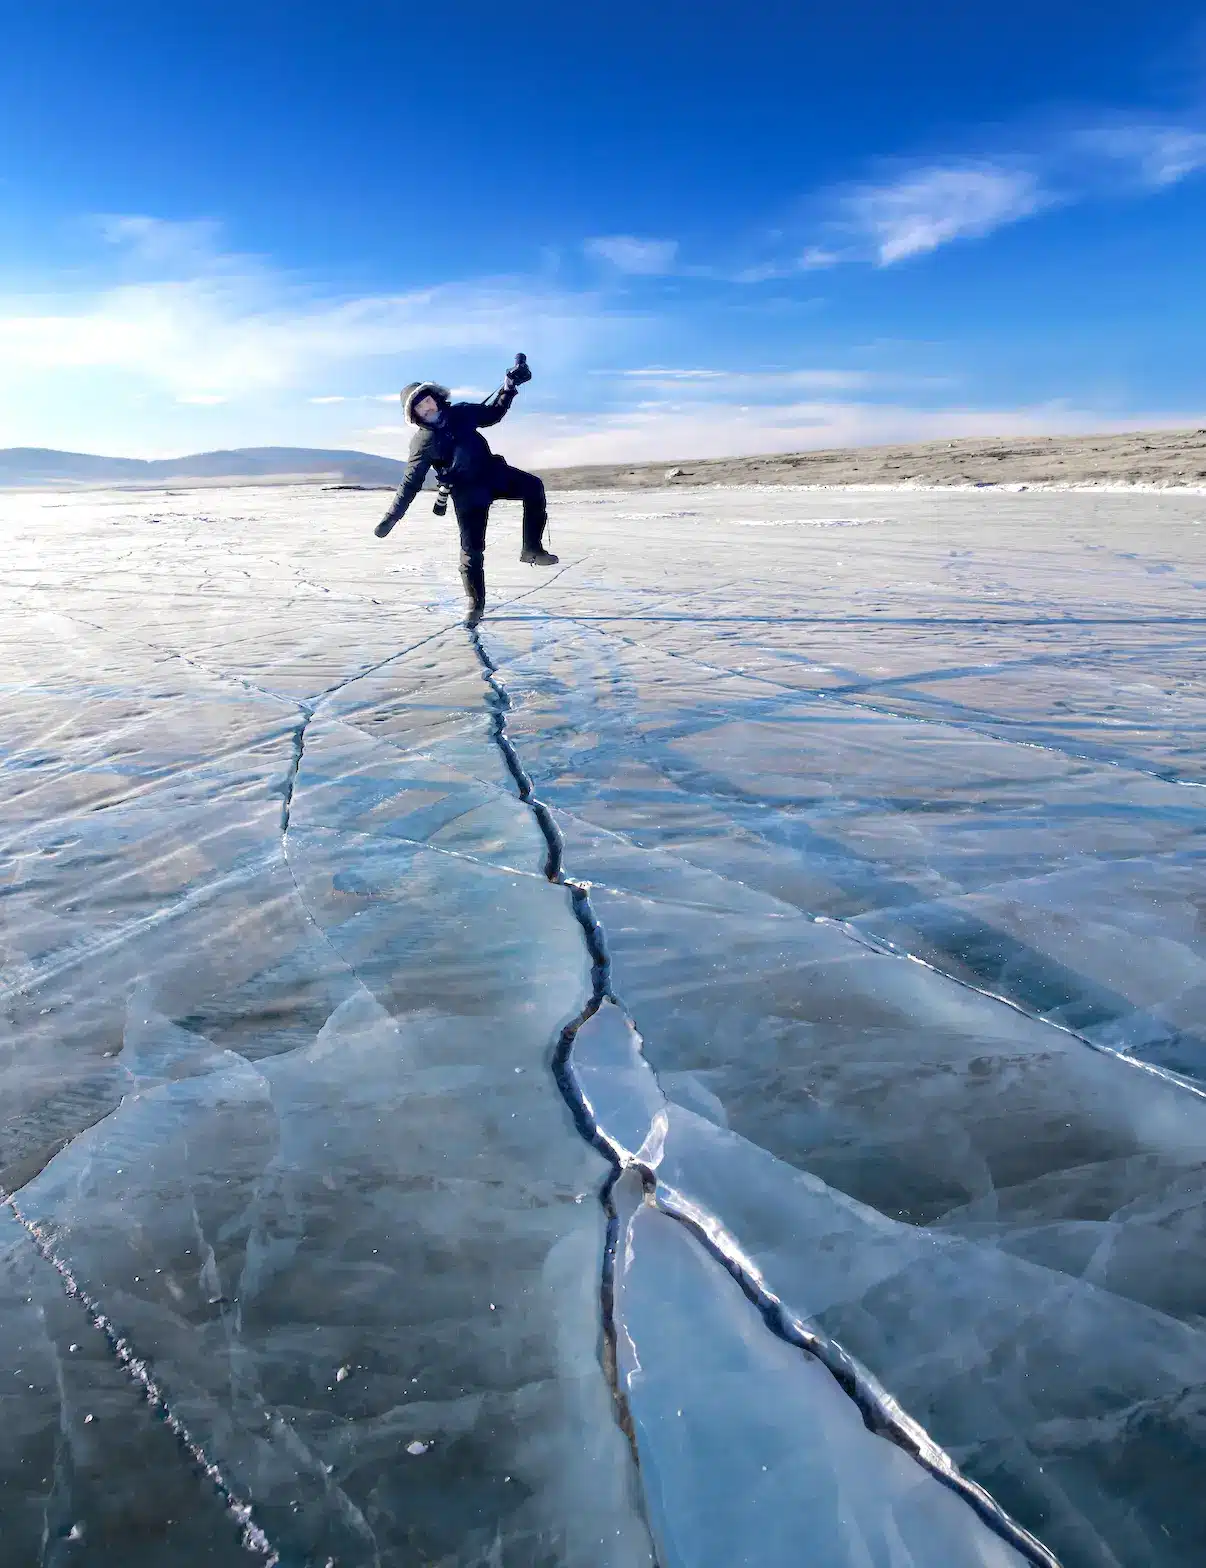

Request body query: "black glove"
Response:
[374, 515, 398, 538]
[504, 352, 532, 391]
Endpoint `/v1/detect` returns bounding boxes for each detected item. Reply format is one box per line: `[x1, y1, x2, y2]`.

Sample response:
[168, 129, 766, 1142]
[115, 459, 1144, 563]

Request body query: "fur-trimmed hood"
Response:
[400, 381, 451, 425]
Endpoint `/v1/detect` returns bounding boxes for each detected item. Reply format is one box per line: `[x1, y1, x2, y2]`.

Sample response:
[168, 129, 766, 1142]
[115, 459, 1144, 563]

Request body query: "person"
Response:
[373, 354, 558, 627]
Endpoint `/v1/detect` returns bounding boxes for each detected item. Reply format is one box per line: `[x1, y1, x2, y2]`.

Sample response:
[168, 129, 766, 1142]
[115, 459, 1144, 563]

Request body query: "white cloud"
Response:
[799, 246, 841, 270]
[603, 367, 934, 396]
[841, 164, 1051, 265]
[3, 279, 574, 391]
[0, 223, 615, 402]
[584, 235, 679, 275]
[712, 246, 839, 284]
[1077, 124, 1206, 188]
[614, 367, 726, 380]
[0, 215, 639, 455]
[782, 114, 1206, 273]
[729, 263, 795, 283]
[96, 214, 226, 270]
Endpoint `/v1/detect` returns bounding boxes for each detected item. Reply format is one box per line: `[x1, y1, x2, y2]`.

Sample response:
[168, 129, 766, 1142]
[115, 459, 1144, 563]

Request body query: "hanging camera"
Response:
[432, 482, 451, 517]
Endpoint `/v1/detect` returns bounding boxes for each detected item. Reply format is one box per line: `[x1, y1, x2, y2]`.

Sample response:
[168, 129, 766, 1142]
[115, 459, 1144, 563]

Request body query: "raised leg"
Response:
[493, 464, 557, 561]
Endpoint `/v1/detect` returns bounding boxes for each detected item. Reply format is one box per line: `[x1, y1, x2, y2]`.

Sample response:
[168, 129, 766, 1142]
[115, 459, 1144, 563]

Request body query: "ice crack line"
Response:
[0, 1191, 281, 1566]
[279, 703, 315, 836]
[550, 609, 1206, 791]
[469, 624, 1064, 1568]
[468, 627, 636, 1461]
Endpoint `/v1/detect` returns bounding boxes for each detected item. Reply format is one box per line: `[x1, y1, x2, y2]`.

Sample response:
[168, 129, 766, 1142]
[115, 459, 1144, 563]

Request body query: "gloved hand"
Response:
[504, 352, 532, 391]
[374, 515, 397, 538]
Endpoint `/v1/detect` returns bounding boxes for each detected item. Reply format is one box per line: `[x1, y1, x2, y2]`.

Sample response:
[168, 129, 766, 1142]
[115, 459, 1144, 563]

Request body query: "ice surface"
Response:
[1, 489, 652, 1566]
[610, 1173, 1029, 1568]
[2, 483, 1205, 1565]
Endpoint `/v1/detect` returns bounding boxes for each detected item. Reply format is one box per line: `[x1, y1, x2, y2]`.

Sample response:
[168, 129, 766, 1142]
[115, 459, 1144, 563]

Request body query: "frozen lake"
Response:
[2, 483, 1205, 1567]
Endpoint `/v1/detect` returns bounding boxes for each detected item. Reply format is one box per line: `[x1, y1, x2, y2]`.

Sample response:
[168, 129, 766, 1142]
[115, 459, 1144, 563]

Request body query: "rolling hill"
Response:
[0, 446, 410, 488]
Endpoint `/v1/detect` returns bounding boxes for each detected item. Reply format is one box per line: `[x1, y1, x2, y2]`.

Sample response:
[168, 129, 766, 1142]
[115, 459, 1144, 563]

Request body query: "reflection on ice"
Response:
[3, 483, 1205, 1564]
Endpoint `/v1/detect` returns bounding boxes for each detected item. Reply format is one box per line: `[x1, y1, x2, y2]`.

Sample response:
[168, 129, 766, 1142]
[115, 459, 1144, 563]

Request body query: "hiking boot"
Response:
[520, 547, 559, 566]
[459, 548, 486, 627]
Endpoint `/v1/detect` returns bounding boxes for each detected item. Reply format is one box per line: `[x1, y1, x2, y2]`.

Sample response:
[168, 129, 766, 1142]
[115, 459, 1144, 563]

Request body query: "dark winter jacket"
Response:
[380, 381, 518, 526]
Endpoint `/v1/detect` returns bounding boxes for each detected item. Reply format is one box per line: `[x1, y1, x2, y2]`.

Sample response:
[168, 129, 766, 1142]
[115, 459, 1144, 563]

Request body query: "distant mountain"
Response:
[0, 446, 410, 488]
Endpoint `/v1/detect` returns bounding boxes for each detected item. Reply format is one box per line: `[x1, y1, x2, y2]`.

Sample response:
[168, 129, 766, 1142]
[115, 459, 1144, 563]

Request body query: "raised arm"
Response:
[466, 380, 519, 429]
[467, 354, 532, 429]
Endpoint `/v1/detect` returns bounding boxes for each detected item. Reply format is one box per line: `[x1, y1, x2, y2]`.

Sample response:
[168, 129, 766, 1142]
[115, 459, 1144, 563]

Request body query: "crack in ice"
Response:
[0, 1190, 282, 1565]
[469, 622, 1066, 1568]
[553, 610, 1206, 791]
[492, 622, 1206, 1099]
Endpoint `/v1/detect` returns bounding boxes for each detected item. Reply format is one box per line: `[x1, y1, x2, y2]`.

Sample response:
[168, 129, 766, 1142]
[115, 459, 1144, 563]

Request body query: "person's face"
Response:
[414, 395, 440, 424]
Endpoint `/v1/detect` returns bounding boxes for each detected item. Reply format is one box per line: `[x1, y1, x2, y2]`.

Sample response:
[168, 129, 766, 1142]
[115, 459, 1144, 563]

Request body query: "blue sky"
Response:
[3, 1, 1206, 465]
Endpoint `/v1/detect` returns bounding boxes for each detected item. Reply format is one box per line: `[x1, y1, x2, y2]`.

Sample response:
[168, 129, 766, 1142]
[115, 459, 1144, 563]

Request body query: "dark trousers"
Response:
[452, 463, 547, 606]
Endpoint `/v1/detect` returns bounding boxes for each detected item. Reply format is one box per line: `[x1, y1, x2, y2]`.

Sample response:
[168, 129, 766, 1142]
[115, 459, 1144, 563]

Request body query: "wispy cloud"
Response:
[728, 263, 794, 283]
[719, 111, 1206, 276]
[0, 218, 616, 402]
[838, 164, 1051, 265]
[599, 366, 940, 396]
[799, 247, 841, 270]
[7, 140, 1201, 467]
[0, 216, 639, 455]
[584, 235, 679, 275]
[95, 214, 226, 269]
[0, 279, 594, 393]
[1075, 123, 1206, 188]
[612, 367, 726, 380]
[570, 106, 1206, 286]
